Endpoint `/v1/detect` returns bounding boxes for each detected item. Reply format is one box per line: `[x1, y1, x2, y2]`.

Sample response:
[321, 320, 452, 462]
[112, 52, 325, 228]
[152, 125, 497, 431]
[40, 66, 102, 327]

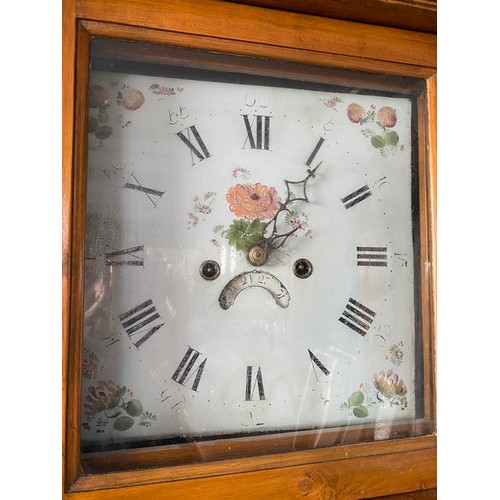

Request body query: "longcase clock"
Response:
[63, 0, 437, 498]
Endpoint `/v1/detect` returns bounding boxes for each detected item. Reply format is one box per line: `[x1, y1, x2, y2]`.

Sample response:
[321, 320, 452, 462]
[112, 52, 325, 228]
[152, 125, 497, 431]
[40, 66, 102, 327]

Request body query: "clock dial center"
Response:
[247, 244, 269, 266]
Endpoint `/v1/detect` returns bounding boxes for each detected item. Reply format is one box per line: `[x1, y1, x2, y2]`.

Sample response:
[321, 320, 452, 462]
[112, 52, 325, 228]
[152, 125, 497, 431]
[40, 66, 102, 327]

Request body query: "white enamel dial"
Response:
[82, 62, 418, 451]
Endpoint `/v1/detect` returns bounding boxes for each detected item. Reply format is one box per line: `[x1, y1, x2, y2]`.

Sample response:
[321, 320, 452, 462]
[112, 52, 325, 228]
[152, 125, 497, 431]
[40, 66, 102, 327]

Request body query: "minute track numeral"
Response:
[339, 298, 376, 336]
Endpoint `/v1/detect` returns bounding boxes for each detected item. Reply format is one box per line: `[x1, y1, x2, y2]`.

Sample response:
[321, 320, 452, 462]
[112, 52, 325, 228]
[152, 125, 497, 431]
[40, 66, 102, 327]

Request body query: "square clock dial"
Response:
[81, 39, 424, 456]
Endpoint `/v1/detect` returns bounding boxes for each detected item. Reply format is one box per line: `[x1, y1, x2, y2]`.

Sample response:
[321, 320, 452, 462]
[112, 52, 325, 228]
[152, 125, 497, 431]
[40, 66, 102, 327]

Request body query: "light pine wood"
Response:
[229, 0, 437, 34]
[62, 0, 437, 497]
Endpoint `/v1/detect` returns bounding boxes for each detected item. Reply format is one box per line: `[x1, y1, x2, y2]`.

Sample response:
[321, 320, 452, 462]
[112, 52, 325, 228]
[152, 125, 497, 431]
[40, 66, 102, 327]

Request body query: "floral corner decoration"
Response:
[88, 84, 113, 141]
[82, 380, 157, 433]
[386, 341, 404, 366]
[341, 369, 408, 418]
[347, 102, 404, 157]
[320, 95, 343, 110]
[88, 82, 147, 143]
[82, 345, 102, 379]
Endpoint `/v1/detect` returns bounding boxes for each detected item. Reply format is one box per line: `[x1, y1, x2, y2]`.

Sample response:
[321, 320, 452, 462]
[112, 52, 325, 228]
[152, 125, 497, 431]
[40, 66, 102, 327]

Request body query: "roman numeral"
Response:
[305, 137, 325, 167]
[172, 347, 207, 392]
[356, 246, 388, 267]
[245, 366, 265, 401]
[124, 173, 165, 207]
[177, 125, 211, 164]
[341, 184, 372, 209]
[339, 298, 376, 336]
[119, 299, 164, 348]
[308, 349, 331, 378]
[105, 245, 144, 266]
[242, 115, 271, 150]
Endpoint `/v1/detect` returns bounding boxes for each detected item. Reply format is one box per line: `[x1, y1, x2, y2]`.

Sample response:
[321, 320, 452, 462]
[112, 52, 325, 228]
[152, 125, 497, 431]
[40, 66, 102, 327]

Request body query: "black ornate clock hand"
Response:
[247, 161, 322, 266]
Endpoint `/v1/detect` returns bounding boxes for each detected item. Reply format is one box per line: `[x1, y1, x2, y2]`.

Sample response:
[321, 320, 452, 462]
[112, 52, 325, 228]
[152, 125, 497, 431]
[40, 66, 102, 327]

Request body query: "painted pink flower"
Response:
[347, 103, 365, 123]
[226, 183, 281, 220]
[118, 88, 145, 110]
[88, 85, 109, 108]
[377, 106, 397, 128]
[373, 370, 407, 398]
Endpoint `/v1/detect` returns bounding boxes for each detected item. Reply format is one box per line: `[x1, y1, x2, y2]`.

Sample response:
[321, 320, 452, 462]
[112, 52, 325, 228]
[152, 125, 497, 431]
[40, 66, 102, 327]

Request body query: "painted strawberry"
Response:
[117, 88, 145, 111]
[347, 103, 365, 123]
[377, 106, 397, 128]
[88, 85, 109, 108]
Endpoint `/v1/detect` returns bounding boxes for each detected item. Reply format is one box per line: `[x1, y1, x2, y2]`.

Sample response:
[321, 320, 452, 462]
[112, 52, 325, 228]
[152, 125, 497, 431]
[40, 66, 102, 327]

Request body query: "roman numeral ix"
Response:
[119, 299, 164, 348]
[339, 298, 376, 336]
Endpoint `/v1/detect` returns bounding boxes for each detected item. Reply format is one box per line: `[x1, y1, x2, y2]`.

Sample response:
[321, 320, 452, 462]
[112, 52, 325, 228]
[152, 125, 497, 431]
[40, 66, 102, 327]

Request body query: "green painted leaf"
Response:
[371, 135, 385, 148]
[384, 130, 399, 147]
[113, 415, 134, 431]
[95, 125, 113, 140]
[88, 116, 99, 133]
[348, 390, 365, 407]
[225, 219, 264, 252]
[353, 405, 369, 418]
[125, 399, 143, 417]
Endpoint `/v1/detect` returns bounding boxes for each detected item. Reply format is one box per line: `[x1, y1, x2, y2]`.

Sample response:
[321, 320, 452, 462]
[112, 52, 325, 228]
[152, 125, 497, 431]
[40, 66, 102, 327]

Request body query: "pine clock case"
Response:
[62, 0, 437, 497]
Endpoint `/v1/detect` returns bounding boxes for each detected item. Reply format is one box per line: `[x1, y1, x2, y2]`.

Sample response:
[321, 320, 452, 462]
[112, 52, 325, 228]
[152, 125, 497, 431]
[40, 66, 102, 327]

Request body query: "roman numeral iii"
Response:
[356, 246, 388, 267]
[339, 298, 376, 336]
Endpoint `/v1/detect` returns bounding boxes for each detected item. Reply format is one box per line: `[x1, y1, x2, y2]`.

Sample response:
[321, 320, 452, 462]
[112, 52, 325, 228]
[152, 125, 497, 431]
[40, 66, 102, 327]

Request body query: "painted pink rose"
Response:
[226, 183, 281, 220]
